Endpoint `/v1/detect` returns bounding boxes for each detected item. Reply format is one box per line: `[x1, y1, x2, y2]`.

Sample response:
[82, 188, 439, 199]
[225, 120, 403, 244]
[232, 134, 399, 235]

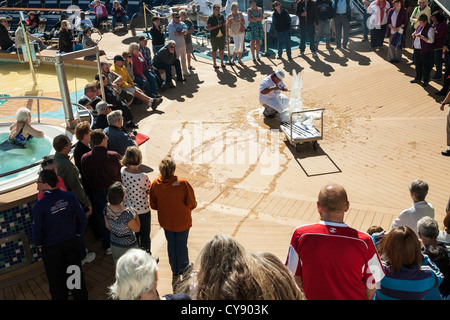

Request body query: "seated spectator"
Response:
[424, 245, 450, 300]
[78, 82, 98, 111]
[92, 0, 108, 29]
[81, 27, 105, 55]
[108, 248, 191, 300]
[417, 216, 450, 257]
[38, 156, 66, 200]
[43, 13, 67, 41]
[128, 42, 161, 97]
[81, 129, 122, 254]
[104, 110, 137, 156]
[26, 11, 40, 33]
[138, 35, 152, 68]
[0, 17, 15, 52]
[93, 74, 136, 128]
[74, 11, 94, 31]
[111, 55, 162, 110]
[104, 181, 140, 263]
[15, 20, 46, 53]
[100, 61, 134, 107]
[58, 20, 73, 53]
[92, 99, 111, 130]
[151, 40, 185, 90]
[111, 0, 128, 30]
[437, 197, 450, 246]
[375, 226, 444, 300]
[367, 225, 386, 247]
[391, 179, 434, 236]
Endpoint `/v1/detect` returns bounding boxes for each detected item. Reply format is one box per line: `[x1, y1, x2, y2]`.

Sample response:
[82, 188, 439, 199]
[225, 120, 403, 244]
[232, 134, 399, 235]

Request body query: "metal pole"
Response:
[55, 61, 77, 129]
[226, 27, 231, 64]
[19, 12, 38, 85]
[262, 19, 270, 57]
[96, 52, 105, 101]
[143, 2, 148, 33]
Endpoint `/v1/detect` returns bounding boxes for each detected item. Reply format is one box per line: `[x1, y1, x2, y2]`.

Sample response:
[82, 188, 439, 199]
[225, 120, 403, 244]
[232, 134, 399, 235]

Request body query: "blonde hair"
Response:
[60, 20, 69, 31]
[121, 146, 142, 166]
[159, 156, 176, 179]
[231, 2, 239, 9]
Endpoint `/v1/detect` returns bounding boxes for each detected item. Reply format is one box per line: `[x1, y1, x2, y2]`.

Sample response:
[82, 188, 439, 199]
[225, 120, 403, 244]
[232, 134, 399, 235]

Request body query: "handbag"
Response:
[390, 32, 402, 48]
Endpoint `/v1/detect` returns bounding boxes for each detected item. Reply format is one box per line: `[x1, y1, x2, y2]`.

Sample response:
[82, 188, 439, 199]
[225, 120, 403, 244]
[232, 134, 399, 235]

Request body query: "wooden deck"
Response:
[1, 27, 449, 300]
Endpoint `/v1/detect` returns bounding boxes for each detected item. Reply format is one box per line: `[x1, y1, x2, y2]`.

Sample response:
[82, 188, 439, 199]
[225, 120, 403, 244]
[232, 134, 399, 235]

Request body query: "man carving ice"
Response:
[259, 69, 289, 118]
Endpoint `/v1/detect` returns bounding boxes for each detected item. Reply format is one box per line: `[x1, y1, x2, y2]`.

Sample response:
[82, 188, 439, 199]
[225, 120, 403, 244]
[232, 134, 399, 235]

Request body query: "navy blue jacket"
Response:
[32, 189, 87, 248]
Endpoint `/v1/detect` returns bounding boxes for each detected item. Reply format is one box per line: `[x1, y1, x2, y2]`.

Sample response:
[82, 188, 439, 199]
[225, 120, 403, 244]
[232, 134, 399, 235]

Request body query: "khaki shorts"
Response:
[211, 35, 225, 51]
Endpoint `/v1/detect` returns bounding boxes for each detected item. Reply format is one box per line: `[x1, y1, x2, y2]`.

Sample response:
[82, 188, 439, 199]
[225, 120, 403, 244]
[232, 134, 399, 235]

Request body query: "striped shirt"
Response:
[375, 254, 444, 300]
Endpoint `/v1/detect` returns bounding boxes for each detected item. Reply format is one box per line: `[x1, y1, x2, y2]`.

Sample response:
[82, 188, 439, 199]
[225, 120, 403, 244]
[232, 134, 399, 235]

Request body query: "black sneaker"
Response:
[176, 78, 187, 83]
[442, 150, 450, 156]
[151, 98, 163, 110]
[126, 121, 139, 129]
[436, 90, 446, 96]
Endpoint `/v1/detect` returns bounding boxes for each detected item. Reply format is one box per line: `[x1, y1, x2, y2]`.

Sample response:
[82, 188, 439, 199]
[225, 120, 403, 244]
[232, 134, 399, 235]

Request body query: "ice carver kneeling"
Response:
[259, 69, 289, 118]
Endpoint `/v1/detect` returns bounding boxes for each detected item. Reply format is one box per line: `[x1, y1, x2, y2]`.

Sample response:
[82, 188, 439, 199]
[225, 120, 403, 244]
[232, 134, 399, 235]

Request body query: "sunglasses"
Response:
[169, 46, 176, 49]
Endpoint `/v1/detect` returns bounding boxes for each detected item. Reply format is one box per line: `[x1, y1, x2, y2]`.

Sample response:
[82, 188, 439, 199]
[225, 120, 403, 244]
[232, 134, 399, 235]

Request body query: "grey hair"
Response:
[108, 248, 158, 300]
[167, 40, 176, 47]
[417, 216, 439, 239]
[179, 9, 187, 16]
[16, 107, 31, 122]
[409, 180, 429, 201]
[107, 109, 122, 125]
[128, 42, 139, 54]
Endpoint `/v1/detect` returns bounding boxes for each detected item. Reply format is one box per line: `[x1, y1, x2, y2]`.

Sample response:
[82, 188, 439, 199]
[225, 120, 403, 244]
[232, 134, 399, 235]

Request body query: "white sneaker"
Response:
[312, 52, 318, 57]
[106, 247, 112, 255]
[82, 252, 96, 265]
[298, 52, 304, 57]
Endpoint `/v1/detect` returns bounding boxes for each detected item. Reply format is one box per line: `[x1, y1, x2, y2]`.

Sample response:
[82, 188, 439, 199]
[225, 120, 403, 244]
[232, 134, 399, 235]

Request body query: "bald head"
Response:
[317, 184, 349, 222]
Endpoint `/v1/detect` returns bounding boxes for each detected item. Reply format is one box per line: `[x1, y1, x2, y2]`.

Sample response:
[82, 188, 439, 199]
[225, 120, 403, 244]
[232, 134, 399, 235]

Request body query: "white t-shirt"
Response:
[120, 167, 151, 214]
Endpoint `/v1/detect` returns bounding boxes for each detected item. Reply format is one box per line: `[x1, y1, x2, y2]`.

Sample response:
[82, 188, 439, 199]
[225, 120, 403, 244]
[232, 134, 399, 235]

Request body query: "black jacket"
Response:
[316, 0, 335, 21]
[58, 28, 73, 52]
[0, 24, 14, 50]
[296, 0, 318, 26]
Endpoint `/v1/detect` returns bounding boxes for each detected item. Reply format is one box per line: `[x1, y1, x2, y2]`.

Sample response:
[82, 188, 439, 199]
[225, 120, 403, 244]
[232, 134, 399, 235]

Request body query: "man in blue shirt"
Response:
[333, 0, 354, 49]
[32, 169, 88, 300]
[104, 109, 136, 156]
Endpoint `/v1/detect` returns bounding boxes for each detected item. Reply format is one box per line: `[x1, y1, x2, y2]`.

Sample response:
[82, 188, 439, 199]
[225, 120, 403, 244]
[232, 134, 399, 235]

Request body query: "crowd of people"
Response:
[2, 0, 450, 302]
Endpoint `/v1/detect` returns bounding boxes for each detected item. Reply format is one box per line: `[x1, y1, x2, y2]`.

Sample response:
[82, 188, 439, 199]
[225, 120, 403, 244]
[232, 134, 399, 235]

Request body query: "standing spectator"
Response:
[439, 94, 450, 156]
[32, 169, 88, 300]
[138, 36, 152, 69]
[104, 110, 137, 156]
[430, 10, 448, 80]
[333, 0, 354, 49]
[111, 0, 128, 30]
[408, 0, 431, 64]
[392, 179, 434, 236]
[375, 226, 444, 300]
[0, 17, 15, 52]
[92, 0, 109, 29]
[58, 20, 73, 53]
[296, 0, 318, 57]
[169, 11, 189, 77]
[38, 156, 66, 201]
[411, 14, 435, 87]
[207, 4, 227, 68]
[247, 0, 264, 62]
[387, 0, 408, 63]
[272, 1, 292, 60]
[81, 129, 122, 254]
[226, 2, 246, 64]
[52, 134, 96, 264]
[149, 156, 197, 293]
[108, 248, 191, 300]
[285, 183, 385, 300]
[121, 146, 152, 254]
[367, 0, 390, 51]
[73, 121, 92, 191]
[151, 41, 184, 89]
[435, 21, 450, 96]
[149, 16, 166, 55]
[361, 0, 374, 42]
[104, 181, 140, 263]
[180, 10, 195, 72]
[316, 0, 334, 50]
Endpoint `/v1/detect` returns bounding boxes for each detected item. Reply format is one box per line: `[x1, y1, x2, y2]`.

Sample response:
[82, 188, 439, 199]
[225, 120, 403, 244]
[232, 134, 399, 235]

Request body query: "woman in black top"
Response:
[58, 20, 73, 53]
[149, 16, 165, 55]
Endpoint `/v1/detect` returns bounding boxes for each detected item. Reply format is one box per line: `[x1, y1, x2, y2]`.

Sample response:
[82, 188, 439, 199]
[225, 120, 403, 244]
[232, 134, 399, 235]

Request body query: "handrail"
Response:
[0, 95, 93, 179]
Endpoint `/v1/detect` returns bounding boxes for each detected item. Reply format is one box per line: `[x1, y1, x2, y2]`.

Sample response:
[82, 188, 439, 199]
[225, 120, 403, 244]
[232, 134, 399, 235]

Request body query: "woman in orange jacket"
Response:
[150, 156, 197, 292]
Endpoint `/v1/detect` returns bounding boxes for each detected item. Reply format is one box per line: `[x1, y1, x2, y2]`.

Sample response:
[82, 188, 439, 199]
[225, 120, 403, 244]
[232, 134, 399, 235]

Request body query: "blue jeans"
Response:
[299, 24, 316, 53]
[135, 72, 158, 96]
[164, 228, 190, 275]
[430, 49, 443, 79]
[317, 20, 331, 43]
[363, 11, 370, 40]
[112, 15, 128, 28]
[276, 29, 291, 58]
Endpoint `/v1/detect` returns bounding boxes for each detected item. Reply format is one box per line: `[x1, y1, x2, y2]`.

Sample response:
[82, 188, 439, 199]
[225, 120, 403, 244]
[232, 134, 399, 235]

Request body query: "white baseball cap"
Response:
[275, 70, 285, 79]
